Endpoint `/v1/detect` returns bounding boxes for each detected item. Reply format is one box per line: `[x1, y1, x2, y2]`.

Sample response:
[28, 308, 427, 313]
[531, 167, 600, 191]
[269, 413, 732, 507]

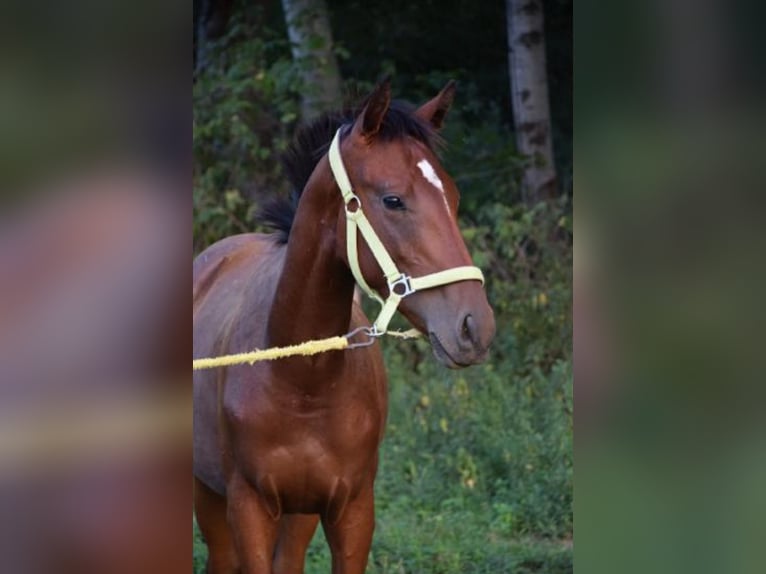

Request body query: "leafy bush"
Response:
[193, 6, 299, 251]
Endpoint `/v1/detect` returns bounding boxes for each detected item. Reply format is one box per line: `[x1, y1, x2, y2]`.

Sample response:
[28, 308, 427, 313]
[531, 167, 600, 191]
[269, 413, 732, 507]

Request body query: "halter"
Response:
[328, 127, 485, 336]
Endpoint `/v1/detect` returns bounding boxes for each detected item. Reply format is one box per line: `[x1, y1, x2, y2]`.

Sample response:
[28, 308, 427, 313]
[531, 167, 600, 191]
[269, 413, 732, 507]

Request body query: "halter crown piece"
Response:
[328, 127, 485, 336]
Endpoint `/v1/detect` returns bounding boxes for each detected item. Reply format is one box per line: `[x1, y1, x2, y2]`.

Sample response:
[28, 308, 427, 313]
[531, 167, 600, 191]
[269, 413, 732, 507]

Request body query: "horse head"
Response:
[334, 79, 495, 368]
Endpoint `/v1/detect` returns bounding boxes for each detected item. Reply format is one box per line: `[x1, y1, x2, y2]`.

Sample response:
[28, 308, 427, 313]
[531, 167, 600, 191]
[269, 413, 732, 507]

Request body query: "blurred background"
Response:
[193, 0, 572, 572]
[0, 1, 190, 573]
[577, 1, 766, 573]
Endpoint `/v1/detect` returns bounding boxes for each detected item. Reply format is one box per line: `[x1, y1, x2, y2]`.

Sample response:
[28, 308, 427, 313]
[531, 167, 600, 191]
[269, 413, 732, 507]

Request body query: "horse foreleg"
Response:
[226, 472, 280, 574]
[321, 486, 375, 574]
[272, 514, 321, 574]
[195, 476, 239, 574]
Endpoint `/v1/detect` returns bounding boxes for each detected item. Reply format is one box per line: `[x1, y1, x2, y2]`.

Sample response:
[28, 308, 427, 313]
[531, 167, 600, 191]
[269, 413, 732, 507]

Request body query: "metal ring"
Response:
[344, 194, 361, 215]
[387, 274, 415, 297]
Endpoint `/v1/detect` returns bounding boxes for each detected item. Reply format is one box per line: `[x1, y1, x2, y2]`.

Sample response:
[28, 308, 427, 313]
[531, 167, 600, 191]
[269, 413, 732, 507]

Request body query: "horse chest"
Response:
[249, 396, 382, 467]
[232, 387, 384, 515]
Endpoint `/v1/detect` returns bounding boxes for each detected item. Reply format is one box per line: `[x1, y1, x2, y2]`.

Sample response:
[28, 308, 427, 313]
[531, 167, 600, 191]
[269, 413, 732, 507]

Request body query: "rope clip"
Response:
[345, 325, 383, 349]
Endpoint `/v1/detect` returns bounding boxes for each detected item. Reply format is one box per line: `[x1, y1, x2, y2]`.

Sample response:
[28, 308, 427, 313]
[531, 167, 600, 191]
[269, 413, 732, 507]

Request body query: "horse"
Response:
[193, 79, 495, 574]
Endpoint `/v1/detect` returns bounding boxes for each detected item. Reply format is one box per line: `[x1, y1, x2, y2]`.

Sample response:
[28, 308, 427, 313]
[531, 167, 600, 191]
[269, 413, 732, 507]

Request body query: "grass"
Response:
[195, 511, 572, 574]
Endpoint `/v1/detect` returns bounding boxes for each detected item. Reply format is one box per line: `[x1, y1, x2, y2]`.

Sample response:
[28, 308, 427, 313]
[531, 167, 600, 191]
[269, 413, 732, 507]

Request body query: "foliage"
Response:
[193, 2, 572, 571]
[193, 5, 300, 251]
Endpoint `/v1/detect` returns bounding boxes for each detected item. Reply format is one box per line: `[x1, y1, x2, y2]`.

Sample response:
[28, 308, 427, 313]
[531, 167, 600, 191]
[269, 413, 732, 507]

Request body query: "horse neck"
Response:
[266, 157, 356, 360]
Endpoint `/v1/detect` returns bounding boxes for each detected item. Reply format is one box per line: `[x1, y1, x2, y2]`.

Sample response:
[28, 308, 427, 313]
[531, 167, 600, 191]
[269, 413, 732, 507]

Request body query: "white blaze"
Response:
[416, 159, 451, 215]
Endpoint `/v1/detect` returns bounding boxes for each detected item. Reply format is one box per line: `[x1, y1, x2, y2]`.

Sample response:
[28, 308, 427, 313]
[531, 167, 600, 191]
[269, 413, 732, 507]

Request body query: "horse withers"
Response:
[193, 79, 495, 574]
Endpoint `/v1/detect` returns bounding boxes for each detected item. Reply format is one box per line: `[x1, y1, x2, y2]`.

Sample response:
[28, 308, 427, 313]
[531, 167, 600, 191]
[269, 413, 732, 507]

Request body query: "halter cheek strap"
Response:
[328, 128, 485, 335]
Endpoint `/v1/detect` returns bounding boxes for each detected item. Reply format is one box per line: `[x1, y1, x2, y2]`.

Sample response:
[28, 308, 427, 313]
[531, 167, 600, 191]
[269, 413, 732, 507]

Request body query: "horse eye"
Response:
[382, 195, 405, 210]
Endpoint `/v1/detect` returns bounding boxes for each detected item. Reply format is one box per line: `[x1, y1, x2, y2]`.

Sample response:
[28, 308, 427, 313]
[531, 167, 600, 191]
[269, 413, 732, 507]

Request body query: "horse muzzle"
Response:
[427, 299, 495, 369]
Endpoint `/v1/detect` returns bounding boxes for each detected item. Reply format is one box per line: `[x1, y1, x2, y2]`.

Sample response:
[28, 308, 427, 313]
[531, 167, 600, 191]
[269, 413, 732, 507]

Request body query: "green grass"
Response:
[195, 508, 572, 574]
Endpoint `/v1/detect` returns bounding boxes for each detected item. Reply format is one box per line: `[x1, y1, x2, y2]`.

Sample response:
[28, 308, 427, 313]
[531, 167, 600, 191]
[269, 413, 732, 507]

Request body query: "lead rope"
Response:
[193, 328, 360, 371]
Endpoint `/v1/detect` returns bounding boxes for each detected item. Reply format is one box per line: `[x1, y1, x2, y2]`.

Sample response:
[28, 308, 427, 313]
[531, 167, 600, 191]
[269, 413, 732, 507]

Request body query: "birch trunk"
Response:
[506, 0, 557, 202]
[281, 0, 343, 121]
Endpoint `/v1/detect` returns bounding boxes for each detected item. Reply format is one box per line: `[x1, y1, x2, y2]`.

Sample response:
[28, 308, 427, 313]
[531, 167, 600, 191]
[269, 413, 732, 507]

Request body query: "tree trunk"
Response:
[194, 0, 234, 76]
[506, 0, 557, 203]
[281, 0, 343, 121]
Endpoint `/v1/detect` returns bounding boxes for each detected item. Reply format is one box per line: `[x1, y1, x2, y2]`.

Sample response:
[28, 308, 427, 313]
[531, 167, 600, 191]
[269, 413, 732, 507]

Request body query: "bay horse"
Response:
[193, 79, 495, 574]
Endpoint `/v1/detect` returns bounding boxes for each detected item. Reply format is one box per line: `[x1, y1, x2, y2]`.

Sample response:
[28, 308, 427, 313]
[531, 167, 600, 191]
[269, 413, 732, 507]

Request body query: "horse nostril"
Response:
[461, 314, 476, 344]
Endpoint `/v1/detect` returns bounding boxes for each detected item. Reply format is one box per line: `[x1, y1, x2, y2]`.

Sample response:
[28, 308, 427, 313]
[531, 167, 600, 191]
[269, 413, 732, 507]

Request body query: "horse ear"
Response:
[415, 80, 456, 129]
[353, 77, 392, 140]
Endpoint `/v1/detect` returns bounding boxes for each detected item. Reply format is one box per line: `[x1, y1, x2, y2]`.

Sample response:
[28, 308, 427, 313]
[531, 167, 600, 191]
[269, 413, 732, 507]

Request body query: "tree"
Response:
[506, 0, 557, 202]
[281, 0, 343, 121]
[194, 0, 234, 74]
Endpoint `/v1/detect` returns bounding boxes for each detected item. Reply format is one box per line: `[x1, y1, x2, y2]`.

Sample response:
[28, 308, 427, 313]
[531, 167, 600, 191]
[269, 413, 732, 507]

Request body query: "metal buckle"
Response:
[388, 274, 415, 297]
[344, 194, 361, 216]
[345, 325, 381, 349]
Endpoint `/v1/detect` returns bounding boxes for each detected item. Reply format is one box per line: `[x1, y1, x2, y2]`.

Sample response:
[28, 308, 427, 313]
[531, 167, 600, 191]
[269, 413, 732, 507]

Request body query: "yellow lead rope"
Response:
[193, 336, 349, 371]
[192, 328, 422, 371]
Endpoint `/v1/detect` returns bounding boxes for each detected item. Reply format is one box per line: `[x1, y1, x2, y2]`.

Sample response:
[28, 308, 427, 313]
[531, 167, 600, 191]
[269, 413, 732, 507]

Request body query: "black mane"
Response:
[258, 100, 440, 244]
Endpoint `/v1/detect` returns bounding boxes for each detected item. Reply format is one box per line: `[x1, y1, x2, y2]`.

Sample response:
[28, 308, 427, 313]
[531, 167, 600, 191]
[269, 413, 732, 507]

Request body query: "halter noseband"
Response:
[328, 127, 485, 336]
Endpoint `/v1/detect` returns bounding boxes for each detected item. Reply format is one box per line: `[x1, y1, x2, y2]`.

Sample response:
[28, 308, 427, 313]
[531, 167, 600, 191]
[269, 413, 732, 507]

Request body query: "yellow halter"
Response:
[328, 127, 485, 336]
